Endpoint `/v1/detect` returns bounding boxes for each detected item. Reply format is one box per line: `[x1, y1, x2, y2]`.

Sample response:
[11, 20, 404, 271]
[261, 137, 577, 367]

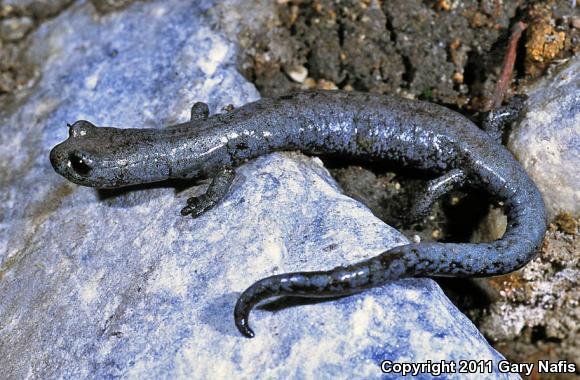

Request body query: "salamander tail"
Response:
[233, 252, 406, 338]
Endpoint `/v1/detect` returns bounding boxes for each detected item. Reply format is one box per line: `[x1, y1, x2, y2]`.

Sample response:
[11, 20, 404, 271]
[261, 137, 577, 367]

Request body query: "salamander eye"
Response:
[68, 151, 93, 177]
[68, 120, 96, 138]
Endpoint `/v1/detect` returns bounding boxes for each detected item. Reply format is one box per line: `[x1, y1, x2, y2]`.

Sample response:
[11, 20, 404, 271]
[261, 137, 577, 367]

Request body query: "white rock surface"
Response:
[508, 56, 580, 220]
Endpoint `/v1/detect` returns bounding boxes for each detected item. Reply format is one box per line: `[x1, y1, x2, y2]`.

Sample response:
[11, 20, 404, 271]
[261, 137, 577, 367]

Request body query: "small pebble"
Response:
[3, 0, 72, 19]
[90, 0, 135, 12]
[301, 77, 317, 89]
[317, 79, 338, 90]
[285, 65, 308, 83]
[0, 17, 33, 42]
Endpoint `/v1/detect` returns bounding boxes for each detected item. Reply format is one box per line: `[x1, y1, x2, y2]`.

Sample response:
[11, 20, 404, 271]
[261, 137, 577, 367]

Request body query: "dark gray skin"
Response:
[49, 90, 547, 338]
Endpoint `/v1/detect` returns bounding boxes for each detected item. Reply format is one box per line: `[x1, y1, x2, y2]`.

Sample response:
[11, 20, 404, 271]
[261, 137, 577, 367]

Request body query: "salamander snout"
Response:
[49, 145, 95, 184]
[50, 120, 99, 185]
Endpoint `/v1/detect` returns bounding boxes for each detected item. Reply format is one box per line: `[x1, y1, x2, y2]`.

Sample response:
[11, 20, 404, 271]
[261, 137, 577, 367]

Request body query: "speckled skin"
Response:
[49, 90, 547, 338]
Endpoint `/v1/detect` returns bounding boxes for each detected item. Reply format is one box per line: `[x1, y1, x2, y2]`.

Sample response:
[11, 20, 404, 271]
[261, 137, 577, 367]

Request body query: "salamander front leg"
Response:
[407, 169, 466, 223]
[181, 167, 235, 217]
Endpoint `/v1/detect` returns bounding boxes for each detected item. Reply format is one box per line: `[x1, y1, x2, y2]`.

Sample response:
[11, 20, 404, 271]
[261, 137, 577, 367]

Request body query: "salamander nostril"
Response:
[68, 151, 92, 177]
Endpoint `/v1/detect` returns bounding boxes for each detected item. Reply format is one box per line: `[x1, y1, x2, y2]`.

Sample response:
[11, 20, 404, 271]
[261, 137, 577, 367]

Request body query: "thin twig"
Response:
[489, 21, 527, 111]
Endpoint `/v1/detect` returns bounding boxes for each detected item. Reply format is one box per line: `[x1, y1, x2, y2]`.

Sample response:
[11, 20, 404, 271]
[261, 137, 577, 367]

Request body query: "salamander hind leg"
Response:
[181, 167, 235, 217]
[406, 169, 466, 224]
[481, 94, 527, 143]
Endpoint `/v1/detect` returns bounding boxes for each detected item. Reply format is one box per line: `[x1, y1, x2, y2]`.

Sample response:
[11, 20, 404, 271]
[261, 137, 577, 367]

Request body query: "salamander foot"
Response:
[181, 167, 235, 217]
[407, 169, 466, 223]
[481, 94, 527, 143]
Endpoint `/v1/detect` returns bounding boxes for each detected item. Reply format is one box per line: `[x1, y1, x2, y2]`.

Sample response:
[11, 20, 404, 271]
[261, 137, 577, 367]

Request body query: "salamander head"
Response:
[50, 120, 175, 189]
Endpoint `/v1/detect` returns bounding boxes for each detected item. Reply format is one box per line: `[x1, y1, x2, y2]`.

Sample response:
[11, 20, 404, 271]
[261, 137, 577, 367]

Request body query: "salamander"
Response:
[49, 90, 547, 338]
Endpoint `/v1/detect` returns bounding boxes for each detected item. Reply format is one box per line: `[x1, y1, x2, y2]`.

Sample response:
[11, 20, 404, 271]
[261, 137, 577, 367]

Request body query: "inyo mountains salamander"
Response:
[50, 90, 547, 338]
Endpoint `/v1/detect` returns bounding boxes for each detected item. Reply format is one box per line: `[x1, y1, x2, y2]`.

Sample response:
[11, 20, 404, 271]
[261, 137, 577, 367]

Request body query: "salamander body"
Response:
[50, 91, 546, 338]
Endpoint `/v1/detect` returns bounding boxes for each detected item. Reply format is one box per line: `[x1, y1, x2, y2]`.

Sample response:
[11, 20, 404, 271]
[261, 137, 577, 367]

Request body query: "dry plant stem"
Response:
[489, 21, 527, 110]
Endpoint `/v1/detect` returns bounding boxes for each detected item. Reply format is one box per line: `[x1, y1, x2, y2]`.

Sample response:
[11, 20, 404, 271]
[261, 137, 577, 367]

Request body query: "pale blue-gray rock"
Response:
[0, 1, 518, 379]
[508, 56, 580, 220]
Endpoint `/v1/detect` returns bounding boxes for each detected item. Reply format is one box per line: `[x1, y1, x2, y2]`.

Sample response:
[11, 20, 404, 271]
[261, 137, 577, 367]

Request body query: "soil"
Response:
[475, 218, 579, 380]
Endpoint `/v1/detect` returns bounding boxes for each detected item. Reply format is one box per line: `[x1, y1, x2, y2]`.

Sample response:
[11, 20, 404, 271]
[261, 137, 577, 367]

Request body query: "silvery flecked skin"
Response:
[49, 90, 547, 338]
